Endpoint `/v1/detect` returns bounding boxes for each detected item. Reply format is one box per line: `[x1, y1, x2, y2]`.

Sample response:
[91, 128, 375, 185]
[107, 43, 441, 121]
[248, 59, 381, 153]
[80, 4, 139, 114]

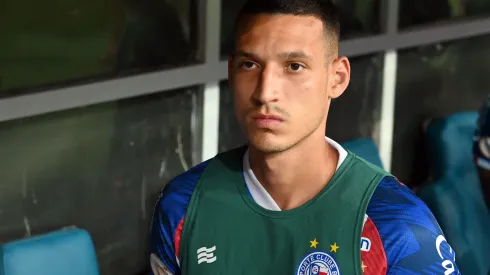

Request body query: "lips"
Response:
[250, 114, 284, 128]
[251, 114, 284, 121]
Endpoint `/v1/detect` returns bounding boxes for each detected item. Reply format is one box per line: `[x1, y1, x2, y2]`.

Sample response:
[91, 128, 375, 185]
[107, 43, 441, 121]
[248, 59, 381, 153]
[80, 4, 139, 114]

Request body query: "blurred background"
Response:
[1, 0, 490, 274]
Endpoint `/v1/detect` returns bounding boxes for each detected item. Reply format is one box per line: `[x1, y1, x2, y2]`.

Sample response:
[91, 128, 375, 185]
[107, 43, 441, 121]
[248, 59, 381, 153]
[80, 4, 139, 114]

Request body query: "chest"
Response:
[180, 211, 362, 275]
[179, 148, 385, 275]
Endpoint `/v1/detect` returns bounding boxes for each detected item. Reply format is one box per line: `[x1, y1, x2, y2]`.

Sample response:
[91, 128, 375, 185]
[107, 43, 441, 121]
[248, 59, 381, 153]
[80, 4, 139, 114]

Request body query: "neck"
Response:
[248, 131, 339, 210]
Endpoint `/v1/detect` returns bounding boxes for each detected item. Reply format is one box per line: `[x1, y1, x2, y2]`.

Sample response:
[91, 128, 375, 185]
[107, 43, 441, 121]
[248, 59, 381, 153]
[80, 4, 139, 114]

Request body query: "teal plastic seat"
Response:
[1, 228, 99, 275]
[341, 138, 384, 169]
[417, 112, 490, 275]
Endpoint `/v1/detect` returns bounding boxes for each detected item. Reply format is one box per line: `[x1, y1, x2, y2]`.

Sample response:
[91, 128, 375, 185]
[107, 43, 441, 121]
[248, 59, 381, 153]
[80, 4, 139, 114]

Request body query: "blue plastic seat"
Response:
[341, 138, 384, 169]
[1, 228, 99, 275]
[417, 111, 490, 275]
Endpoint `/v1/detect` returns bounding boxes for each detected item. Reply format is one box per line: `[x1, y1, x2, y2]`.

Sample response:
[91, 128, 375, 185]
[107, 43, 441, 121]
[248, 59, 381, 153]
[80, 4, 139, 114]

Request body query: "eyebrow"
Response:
[233, 51, 312, 61]
[278, 51, 312, 61]
[233, 51, 258, 59]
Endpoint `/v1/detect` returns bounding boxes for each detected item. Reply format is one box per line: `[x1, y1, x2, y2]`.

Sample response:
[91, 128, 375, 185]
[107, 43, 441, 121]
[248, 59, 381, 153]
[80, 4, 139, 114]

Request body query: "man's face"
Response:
[229, 14, 349, 153]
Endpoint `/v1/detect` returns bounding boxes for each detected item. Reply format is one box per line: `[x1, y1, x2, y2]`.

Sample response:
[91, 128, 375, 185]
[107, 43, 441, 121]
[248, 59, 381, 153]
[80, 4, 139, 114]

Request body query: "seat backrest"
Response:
[341, 138, 384, 169]
[426, 112, 480, 179]
[417, 111, 490, 275]
[1, 228, 99, 275]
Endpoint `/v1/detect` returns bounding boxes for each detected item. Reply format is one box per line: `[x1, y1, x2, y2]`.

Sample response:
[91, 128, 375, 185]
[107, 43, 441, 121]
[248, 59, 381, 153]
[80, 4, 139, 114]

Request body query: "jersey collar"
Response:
[242, 137, 348, 211]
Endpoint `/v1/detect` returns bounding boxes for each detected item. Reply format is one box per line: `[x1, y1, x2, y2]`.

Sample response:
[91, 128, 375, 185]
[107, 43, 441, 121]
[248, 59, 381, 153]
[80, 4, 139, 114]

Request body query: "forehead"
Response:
[236, 14, 327, 56]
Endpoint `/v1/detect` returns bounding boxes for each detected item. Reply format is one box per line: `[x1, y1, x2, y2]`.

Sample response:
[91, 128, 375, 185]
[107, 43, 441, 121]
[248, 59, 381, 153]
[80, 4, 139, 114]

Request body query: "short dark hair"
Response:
[235, 0, 340, 41]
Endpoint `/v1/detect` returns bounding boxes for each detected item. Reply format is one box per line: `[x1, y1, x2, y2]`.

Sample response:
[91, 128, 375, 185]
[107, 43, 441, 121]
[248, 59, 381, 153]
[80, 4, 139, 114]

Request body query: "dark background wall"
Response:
[0, 87, 200, 275]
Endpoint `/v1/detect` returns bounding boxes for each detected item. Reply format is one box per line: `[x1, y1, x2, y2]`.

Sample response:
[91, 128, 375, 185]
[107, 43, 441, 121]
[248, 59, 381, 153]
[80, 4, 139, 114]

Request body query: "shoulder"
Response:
[366, 176, 459, 274]
[367, 176, 441, 233]
[149, 161, 209, 274]
[151, 160, 209, 234]
[155, 160, 209, 217]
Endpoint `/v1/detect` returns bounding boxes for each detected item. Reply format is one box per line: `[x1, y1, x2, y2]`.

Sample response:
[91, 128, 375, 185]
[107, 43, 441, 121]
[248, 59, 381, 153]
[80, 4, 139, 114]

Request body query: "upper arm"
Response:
[367, 177, 460, 275]
[149, 161, 208, 275]
[149, 195, 183, 275]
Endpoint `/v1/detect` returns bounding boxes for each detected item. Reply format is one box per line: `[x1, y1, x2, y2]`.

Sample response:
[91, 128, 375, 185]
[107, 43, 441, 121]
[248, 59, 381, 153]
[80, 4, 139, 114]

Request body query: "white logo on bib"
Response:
[197, 246, 217, 264]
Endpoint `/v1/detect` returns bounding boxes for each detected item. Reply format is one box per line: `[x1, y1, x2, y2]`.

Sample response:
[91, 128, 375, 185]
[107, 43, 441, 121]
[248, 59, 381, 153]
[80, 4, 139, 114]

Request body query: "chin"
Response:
[247, 132, 293, 153]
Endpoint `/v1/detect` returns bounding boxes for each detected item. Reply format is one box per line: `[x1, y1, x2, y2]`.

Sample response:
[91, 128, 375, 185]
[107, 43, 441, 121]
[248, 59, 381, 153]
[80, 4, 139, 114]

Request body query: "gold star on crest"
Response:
[362, 261, 367, 272]
[330, 242, 339, 253]
[310, 238, 319, 248]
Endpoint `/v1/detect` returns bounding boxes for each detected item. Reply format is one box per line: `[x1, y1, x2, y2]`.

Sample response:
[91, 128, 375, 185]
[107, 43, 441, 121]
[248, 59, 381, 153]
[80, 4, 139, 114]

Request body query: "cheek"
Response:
[233, 74, 256, 100]
[232, 82, 252, 115]
[289, 78, 327, 112]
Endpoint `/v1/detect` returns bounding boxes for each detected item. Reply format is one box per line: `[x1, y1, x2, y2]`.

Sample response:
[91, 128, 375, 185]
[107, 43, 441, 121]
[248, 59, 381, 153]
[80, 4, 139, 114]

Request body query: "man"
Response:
[149, 0, 459, 274]
[473, 95, 490, 209]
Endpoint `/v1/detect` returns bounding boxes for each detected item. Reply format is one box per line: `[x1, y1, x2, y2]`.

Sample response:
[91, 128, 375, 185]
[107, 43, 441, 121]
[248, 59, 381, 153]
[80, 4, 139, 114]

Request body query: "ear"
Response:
[328, 56, 350, 99]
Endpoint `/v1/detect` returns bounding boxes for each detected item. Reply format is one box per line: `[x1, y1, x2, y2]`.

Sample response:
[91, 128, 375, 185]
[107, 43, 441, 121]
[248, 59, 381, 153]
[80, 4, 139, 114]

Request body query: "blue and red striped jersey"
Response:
[150, 159, 459, 275]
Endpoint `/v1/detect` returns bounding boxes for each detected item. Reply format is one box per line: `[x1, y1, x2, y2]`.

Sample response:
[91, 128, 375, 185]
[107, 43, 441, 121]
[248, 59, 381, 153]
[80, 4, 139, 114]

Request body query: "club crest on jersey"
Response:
[296, 251, 340, 275]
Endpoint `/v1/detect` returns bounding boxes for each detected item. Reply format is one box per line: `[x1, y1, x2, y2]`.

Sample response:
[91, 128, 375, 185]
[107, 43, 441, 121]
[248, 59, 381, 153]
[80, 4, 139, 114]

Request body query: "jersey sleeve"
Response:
[149, 161, 208, 275]
[366, 177, 460, 275]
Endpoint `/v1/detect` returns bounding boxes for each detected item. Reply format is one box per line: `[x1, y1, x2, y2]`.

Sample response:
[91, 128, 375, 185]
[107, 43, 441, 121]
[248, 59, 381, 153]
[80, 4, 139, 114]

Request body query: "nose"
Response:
[251, 65, 280, 106]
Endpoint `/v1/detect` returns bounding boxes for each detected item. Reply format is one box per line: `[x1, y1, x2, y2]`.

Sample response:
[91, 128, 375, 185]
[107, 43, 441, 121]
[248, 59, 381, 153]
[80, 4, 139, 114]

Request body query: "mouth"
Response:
[250, 113, 284, 129]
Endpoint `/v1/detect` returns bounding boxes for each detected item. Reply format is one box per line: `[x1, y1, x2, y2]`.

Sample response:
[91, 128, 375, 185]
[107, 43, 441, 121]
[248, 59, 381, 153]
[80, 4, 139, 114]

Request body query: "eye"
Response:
[239, 61, 257, 70]
[287, 63, 305, 72]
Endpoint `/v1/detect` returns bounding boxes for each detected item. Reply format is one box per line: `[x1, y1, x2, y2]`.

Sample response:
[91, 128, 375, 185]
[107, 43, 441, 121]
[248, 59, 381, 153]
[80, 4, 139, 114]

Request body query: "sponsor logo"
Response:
[360, 237, 371, 252]
[436, 235, 458, 275]
[197, 246, 217, 264]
